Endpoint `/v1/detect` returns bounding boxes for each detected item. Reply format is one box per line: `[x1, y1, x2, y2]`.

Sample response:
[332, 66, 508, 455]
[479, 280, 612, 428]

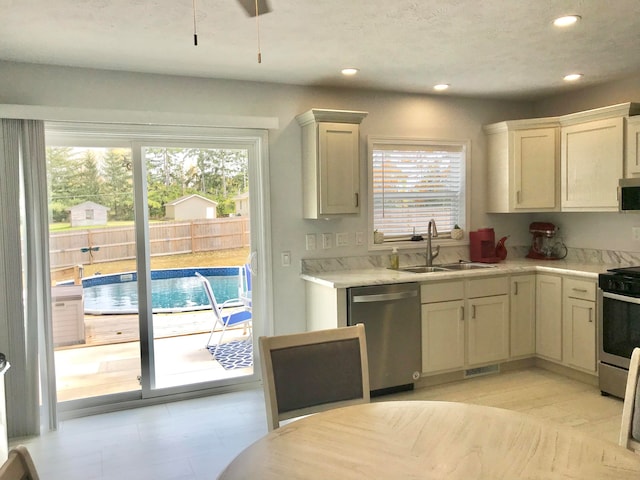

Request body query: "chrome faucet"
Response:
[426, 219, 440, 266]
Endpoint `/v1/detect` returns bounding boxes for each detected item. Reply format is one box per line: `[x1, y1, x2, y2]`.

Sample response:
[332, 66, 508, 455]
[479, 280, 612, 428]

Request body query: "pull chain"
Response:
[255, 0, 262, 63]
[192, 0, 198, 46]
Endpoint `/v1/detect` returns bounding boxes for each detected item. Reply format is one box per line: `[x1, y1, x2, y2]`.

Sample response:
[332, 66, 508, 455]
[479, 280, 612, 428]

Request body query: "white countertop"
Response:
[301, 259, 613, 289]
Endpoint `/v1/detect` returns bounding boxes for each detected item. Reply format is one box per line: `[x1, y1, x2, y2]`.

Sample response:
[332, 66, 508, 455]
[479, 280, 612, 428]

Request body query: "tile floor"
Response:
[12, 367, 625, 480]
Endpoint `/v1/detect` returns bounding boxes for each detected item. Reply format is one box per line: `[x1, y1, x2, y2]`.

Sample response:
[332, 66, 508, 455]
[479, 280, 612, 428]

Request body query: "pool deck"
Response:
[55, 309, 253, 402]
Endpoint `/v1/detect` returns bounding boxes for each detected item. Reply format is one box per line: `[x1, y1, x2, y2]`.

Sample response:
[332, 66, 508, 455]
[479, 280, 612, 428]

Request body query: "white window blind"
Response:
[371, 140, 466, 240]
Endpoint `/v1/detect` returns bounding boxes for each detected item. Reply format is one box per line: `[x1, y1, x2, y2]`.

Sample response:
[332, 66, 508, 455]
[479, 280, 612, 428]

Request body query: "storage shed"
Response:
[69, 201, 109, 227]
[165, 194, 218, 220]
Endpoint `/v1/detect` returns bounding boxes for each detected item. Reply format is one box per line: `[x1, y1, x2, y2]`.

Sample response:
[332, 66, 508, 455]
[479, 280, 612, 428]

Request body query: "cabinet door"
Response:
[510, 275, 536, 358]
[513, 128, 557, 210]
[467, 295, 509, 366]
[626, 116, 640, 177]
[536, 275, 562, 361]
[318, 122, 359, 215]
[563, 297, 597, 372]
[421, 300, 465, 373]
[561, 117, 623, 211]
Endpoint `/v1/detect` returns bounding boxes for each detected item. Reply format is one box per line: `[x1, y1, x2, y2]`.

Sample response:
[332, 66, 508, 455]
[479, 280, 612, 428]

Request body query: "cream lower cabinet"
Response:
[421, 281, 465, 374]
[467, 277, 509, 366]
[562, 278, 597, 373]
[510, 275, 536, 358]
[421, 277, 509, 374]
[535, 274, 562, 361]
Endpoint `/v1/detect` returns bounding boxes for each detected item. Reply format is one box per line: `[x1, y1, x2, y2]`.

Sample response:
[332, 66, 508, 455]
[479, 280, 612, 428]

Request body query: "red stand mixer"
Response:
[526, 222, 567, 260]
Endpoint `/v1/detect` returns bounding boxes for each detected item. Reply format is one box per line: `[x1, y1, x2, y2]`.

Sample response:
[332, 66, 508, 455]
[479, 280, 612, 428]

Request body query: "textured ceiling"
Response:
[2, 0, 640, 100]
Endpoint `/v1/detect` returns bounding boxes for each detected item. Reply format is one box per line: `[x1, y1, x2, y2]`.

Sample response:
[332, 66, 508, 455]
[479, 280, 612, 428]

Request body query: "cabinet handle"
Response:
[572, 288, 588, 293]
[589, 307, 593, 323]
[516, 190, 521, 204]
[471, 305, 476, 319]
[459, 306, 464, 321]
[355, 193, 359, 207]
[513, 282, 518, 296]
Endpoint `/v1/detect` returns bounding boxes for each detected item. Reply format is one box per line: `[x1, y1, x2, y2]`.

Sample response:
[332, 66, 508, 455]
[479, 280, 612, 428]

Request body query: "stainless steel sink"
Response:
[396, 266, 450, 273]
[395, 262, 496, 273]
[437, 262, 496, 270]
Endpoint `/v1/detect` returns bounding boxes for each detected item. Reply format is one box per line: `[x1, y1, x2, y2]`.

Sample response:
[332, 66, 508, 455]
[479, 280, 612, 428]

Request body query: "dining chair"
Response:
[620, 347, 640, 453]
[0, 445, 40, 480]
[195, 272, 252, 356]
[259, 324, 370, 431]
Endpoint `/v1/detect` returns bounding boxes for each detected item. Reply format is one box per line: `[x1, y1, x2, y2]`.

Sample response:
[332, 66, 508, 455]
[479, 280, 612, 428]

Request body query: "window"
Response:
[369, 137, 468, 243]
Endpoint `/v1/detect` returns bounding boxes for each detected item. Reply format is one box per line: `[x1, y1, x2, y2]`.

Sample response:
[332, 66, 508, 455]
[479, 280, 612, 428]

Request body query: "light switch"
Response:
[305, 233, 317, 250]
[281, 251, 291, 267]
[355, 231, 364, 246]
[322, 233, 332, 249]
[634, 227, 640, 241]
[336, 232, 349, 247]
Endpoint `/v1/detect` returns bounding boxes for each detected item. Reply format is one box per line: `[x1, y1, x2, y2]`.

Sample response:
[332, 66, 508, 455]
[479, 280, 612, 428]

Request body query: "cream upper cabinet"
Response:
[510, 274, 536, 358]
[560, 103, 640, 211]
[484, 119, 560, 213]
[535, 274, 562, 361]
[626, 115, 640, 177]
[296, 109, 368, 219]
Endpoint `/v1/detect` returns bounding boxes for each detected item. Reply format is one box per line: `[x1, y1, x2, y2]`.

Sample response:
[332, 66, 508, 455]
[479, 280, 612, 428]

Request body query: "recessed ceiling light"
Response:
[433, 84, 450, 91]
[563, 73, 583, 82]
[554, 15, 581, 27]
[341, 68, 359, 76]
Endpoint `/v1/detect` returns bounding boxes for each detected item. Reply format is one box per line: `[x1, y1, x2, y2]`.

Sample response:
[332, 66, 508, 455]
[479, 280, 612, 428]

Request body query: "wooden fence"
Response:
[49, 218, 250, 269]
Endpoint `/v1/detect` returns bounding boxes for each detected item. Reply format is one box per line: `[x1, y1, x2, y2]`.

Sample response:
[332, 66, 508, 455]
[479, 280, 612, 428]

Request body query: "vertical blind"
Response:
[372, 142, 466, 239]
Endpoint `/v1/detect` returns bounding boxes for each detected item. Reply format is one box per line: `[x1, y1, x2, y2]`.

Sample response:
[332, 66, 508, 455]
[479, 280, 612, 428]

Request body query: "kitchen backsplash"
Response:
[300, 245, 640, 274]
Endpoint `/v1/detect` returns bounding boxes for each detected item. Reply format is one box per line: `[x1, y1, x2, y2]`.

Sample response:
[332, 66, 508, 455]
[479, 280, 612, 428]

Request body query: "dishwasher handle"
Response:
[351, 290, 418, 303]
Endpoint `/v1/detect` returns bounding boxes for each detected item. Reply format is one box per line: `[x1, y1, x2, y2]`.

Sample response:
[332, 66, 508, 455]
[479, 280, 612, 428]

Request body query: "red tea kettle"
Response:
[495, 236, 508, 260]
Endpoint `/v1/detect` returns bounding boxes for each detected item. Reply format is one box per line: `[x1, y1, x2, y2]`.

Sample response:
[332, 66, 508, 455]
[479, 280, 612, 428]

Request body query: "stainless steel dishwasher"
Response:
[347, 283, 421, 394]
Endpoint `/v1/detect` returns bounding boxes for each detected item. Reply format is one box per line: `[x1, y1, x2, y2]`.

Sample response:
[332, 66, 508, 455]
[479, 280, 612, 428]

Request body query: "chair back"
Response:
[259, 324, 370, 431]
[195, 272, 223, 323]
[620, 347, 640, 452]
[0, 446, 40, 480]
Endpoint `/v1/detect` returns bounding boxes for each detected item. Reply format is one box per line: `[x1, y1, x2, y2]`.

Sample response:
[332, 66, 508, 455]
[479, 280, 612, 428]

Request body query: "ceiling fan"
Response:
[236, 0, 272, 17]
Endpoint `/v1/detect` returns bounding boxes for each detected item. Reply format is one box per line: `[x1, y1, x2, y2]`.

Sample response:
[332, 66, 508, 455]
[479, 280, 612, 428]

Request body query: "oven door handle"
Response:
[602, 291, 640, 304]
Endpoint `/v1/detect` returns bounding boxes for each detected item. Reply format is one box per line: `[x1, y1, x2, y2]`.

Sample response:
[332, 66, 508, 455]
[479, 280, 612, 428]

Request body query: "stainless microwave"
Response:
[619, 178, 640, 212]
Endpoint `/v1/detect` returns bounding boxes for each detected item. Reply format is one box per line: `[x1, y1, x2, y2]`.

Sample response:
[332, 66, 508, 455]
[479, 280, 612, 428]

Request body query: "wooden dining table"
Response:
[218, 400, 640, 479]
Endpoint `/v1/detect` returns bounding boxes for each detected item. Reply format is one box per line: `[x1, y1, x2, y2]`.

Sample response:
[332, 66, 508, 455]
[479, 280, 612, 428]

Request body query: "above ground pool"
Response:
[79, 267, 242, 315]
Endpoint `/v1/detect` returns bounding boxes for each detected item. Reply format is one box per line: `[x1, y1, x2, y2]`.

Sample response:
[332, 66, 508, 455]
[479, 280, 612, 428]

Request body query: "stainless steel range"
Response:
[598, 266, 640, 398]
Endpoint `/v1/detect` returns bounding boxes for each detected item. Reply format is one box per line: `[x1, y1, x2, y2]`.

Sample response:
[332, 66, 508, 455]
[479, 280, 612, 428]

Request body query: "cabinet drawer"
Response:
[421, 281, 464, 303]
[564, 278, 596, 301]
[467, 276, 508, 298]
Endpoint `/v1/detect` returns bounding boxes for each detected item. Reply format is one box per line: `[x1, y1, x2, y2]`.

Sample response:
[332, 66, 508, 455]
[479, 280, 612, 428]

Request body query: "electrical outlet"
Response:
[281, 251, 291, 267]
[355, 231, 364, 246]
[633, 227, 640, 241]
[322, 233, 332, 249]
[305, 233, 317, 250]
[336, 232, 349, 247]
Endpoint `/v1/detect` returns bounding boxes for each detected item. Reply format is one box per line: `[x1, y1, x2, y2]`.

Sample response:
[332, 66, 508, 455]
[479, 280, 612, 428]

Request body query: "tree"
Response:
[101, 149, 133, 220]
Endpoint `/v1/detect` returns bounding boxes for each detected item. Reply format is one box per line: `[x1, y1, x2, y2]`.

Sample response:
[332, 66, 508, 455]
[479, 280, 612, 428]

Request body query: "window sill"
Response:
[369, 238, 468, 252]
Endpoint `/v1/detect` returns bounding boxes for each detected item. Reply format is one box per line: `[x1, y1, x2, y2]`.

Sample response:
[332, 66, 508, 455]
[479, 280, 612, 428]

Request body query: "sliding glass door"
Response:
[45, 124, 265, 409]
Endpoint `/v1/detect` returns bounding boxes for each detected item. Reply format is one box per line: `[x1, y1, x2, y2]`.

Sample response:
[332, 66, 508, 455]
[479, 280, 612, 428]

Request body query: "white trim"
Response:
[0, 104, 279, 130]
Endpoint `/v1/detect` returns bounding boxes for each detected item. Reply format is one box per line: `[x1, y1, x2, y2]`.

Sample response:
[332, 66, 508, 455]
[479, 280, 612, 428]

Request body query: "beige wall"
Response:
[0, 60, 536, 334]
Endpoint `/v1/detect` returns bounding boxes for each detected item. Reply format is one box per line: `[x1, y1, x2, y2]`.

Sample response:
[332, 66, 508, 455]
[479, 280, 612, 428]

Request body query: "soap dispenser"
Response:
[390, 247, 399, 270]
